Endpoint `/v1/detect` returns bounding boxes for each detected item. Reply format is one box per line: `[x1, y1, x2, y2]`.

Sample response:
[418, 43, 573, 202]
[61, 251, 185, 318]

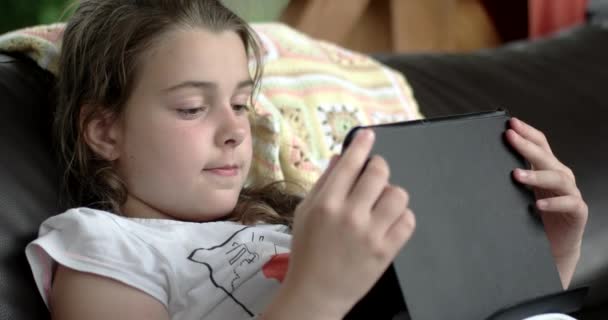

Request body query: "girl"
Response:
[25, 0, 588, 319]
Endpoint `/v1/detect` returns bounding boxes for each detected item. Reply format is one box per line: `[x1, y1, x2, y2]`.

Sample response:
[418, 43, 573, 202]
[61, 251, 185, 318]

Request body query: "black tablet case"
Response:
[344, 111, 563, 320]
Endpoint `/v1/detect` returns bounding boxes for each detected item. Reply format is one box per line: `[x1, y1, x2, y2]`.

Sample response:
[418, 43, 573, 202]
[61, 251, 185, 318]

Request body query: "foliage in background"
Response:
[0, 0, 287, 35]
[223, 0, 289, 22]
[0, 0, 73, 34]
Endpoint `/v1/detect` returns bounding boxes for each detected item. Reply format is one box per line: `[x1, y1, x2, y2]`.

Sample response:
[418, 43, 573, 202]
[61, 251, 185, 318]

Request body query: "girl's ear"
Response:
[81, 106, 122, 161]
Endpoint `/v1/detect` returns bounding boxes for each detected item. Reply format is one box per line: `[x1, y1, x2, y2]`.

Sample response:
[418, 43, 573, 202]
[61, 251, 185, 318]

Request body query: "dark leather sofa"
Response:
[1, 24, 606, 319]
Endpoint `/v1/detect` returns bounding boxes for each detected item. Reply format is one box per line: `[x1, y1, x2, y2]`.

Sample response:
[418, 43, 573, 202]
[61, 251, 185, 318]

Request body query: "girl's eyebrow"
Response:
[236, 79, 254, 89]
[163, 79, 253, 92]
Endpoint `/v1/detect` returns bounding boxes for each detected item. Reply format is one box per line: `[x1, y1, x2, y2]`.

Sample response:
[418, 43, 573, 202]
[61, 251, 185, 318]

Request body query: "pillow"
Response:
[0, 22, 422, 189]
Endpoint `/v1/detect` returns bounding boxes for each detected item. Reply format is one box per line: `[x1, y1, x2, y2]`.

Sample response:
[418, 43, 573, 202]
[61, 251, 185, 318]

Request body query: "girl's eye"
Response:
[233, 104, 250, 113]
[176, 107, 206, 119]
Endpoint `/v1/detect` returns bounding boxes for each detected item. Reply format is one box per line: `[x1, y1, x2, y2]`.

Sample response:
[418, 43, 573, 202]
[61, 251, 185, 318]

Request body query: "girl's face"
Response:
[110, 28, 253, 221]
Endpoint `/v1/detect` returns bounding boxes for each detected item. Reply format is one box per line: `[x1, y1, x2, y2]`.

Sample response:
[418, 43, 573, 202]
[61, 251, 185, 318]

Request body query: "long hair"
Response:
[55, 0, 302, 226]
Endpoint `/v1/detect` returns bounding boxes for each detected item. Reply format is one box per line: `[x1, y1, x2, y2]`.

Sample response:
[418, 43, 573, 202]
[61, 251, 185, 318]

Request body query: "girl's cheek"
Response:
[163, 127, 211, 160]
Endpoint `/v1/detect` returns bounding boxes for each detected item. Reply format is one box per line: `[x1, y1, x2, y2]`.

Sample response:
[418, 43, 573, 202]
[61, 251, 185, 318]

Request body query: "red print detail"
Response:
[262, 253, 289, 283]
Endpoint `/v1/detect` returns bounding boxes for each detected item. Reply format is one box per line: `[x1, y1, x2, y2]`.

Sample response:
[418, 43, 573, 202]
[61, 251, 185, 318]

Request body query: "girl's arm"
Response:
[51, 265, 169, 320]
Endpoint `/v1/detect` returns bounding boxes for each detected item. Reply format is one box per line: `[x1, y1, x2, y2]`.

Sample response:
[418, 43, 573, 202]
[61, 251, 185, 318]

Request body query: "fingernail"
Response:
[355, 129, 365, 140]
[537, 200, 548, 209]
[358, 129, 374, 141]
[517, 169, 528, 178]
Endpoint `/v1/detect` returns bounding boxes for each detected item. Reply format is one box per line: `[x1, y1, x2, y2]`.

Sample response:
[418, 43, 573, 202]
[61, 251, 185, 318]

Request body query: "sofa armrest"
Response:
[0, 52, 59, 320]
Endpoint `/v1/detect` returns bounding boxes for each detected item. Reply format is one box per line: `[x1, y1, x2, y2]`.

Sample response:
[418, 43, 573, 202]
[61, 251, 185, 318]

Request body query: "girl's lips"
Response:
[204, 166, 239, 177]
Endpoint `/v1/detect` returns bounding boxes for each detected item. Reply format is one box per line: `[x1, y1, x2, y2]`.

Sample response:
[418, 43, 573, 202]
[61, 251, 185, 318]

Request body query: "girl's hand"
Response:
[268, 129, 415, 319]
[506, 118, 588, 289]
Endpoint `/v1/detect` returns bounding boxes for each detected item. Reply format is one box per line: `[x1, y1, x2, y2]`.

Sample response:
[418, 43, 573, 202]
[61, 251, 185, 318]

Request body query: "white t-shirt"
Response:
[25, 207, 577, 320]
[25, 207, 292, 320]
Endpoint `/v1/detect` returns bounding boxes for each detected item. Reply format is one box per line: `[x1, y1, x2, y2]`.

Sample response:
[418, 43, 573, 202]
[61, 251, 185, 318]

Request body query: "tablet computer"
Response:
[343, 110, 563, 320]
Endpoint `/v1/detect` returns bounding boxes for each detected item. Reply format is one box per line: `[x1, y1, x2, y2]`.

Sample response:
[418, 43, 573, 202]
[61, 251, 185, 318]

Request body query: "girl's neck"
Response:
[120, 194, 174, 220]
[120, 193, 232, 223]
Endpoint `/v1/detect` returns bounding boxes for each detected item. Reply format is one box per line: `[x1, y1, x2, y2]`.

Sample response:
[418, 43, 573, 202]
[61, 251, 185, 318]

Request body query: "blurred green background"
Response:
[0, 0, 72, 34]
[0, 0, 289, 35]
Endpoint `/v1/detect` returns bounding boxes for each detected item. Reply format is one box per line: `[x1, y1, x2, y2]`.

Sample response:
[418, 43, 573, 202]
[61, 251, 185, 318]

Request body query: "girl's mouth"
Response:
[204, 165, 239, 177]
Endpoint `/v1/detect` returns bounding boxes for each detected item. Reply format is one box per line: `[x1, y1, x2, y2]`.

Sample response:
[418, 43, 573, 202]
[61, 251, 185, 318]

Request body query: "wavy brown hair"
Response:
[55, 0, 303, 226]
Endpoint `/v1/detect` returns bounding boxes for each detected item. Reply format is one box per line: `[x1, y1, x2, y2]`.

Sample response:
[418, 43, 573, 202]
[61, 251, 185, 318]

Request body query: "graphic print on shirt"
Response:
[187, 226, 289, 317]
[262, 252, 289, 283]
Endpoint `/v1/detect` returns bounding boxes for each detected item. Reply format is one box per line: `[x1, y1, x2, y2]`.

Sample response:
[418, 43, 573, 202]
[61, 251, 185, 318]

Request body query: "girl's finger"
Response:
[513, 169, 581, 197]
[536, 195, 588, 217]
[349, 155, 390, 212]
[510, 118, 552, 154]
[320, 129, 375, 200]
[370, 185, 409, 234]
[506, 129, 565, 171]
[309, 154, 340, 195]
[384, 208, 416, 253]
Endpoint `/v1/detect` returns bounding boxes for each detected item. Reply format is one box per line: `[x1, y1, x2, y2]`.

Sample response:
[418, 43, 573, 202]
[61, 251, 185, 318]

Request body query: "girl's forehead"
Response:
[144, 28, 246, 66]
[134, 28, 251, 92]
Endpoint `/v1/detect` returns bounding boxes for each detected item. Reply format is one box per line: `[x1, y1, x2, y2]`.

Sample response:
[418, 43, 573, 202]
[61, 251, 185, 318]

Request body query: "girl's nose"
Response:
[215, 105, 246, 148]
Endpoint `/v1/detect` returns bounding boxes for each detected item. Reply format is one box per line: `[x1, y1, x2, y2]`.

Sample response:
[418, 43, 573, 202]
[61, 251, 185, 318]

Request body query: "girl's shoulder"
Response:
[37, 207, 131, 242]
[36, 207, 159, 245]
[27, 208, 291, 310]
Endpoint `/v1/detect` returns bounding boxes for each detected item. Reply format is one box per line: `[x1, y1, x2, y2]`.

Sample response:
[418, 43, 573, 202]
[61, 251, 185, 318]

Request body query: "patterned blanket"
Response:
[0, 22, 422, 188]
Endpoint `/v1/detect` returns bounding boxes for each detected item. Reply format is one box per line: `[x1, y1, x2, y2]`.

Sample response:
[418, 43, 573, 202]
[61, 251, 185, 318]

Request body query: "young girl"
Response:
[25, 0, 588, 319]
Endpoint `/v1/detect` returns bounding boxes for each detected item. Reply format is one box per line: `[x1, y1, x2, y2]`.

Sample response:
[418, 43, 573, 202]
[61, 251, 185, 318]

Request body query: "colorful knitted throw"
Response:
[0, 22, 422, 189]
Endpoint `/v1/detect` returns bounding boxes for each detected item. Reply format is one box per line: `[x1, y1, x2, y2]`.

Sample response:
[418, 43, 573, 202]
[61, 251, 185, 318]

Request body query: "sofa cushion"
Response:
[0, 53, 57, 319]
